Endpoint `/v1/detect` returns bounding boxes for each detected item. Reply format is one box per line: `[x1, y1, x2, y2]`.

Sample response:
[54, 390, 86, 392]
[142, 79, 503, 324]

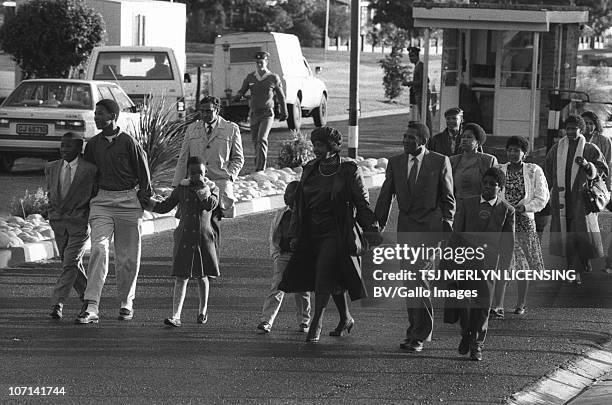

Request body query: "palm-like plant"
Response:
[131, 96, 196, 190]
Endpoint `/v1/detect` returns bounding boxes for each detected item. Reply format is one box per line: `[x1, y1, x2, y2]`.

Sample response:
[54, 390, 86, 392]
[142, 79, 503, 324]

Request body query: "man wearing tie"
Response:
[173, 96, 244, 232]
[45, 132, 97, 319]
[375, 122, 455, 353]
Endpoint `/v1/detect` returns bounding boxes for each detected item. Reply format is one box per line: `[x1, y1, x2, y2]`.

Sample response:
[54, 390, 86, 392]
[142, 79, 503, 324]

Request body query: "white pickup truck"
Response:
[211, 32, 327, 131]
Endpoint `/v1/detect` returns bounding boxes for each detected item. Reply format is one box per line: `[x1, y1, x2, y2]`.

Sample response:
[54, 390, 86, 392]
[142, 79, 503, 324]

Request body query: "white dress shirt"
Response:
[62, 157, 79, 183]
[480, 196, 497, 206]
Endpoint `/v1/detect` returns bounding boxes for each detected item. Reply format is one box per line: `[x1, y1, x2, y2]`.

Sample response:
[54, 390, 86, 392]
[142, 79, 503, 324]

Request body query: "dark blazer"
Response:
[375, 149, 455, 233]
[280, 158, 379, 300]
[452, 196, 515, 272]
[428, 128, 483, 156]
[449, 152, 497, 176]
[45, 157, 97, 229]
[445, 195, 514, 310]
[428, 129, 461, 157]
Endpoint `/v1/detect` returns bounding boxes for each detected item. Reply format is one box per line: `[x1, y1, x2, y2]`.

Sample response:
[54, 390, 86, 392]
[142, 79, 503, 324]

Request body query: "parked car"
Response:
[212, 32, 328, 131]
[0, 79, 140, 171]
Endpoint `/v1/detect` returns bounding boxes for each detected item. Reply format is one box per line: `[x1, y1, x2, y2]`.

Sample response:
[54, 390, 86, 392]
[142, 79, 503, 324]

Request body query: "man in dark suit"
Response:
[45, 132, 97, 319]
[448, 167, 515, 361]
[375, 122, 455, 353]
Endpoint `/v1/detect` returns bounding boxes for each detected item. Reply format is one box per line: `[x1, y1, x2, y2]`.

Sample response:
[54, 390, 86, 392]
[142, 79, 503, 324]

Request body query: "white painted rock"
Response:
[376, 158, 388, 169]
[7, 216, 26, 225]
[8, 236, 24, 247]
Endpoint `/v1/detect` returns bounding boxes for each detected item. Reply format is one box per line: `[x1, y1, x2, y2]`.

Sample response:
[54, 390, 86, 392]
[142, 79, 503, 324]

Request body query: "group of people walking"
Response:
[45, 73, 610, 364]
[260, 106, 611, 363]
[47, 96, 245, 327]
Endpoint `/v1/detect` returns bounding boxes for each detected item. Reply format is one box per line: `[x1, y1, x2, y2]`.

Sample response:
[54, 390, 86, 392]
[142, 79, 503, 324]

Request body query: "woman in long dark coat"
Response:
[280, 127, 381, 343]
[152, 156, 220, 327]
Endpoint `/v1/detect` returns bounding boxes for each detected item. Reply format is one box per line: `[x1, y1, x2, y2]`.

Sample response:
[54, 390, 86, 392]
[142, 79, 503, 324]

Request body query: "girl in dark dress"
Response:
[281, 127, 382, 343]
[152, 156, 220, 327]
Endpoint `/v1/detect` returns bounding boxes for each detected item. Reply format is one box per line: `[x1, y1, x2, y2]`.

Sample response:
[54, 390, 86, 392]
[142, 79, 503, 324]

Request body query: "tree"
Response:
[0, 0, 104, 79]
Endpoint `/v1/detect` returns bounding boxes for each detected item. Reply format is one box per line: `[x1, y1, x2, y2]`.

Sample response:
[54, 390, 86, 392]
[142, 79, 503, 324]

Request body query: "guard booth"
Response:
[412, 3, 589, 149]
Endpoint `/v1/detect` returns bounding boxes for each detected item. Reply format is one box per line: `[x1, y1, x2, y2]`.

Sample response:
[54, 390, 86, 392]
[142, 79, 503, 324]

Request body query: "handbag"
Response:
[344, 203, 368, 256]
[582, 174, 610, 213]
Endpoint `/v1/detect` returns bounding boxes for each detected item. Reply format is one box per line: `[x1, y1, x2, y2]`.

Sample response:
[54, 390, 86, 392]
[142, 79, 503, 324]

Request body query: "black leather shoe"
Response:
[49, 305, 62, 320]
[197, 313, 207, 324]
[400, 339, 423, 352]
[118, 308, 133, 321]
[329, 318, 354, 336]
[458, 336, 470, 355]
[164, 318, 181, 327]
[306, 325, 322, 343]
[75, 312, 99, 324]
[470, 345, 483, 361]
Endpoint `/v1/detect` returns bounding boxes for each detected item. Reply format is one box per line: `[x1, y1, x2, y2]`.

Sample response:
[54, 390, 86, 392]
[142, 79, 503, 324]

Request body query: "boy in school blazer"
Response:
[46, 132, 97, 319]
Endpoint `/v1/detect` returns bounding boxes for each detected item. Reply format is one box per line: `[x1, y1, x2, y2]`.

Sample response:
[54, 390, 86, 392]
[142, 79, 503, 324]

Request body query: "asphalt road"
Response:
[1, 187, 612, 403]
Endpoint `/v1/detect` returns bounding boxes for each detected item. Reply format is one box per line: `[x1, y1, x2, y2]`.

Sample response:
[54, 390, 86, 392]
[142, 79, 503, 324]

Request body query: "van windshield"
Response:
[93, 51, 174, 80]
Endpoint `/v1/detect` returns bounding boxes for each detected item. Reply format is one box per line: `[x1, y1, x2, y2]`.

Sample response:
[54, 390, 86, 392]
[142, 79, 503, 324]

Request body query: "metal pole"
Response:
[420, 28, 430, 127]
[529, 32, 540, 150]
[348, 0, 360, 159]
[324, 0, 330, 55]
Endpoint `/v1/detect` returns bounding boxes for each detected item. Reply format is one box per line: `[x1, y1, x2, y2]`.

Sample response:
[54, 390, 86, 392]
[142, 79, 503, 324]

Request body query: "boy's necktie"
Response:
[407, 157, 418, 192]
[60, 163, 71, 200]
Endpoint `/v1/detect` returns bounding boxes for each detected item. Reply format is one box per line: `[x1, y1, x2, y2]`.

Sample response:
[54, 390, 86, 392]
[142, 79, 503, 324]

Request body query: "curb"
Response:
[0, 173, 386, 269]
[507, 340, 612, 404]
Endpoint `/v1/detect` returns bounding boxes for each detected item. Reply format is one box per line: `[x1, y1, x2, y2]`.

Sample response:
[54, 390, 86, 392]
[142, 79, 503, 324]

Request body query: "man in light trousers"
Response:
[76, 99, 152, 324]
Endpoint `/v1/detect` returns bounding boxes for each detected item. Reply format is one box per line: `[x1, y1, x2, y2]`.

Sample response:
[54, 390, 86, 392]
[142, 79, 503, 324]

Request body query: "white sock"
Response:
[86, 303, 98, 315]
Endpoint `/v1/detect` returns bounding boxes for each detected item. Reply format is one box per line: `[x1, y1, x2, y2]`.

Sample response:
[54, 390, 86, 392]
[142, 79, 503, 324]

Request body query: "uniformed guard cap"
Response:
[254, 51, 270, 60]
[444, 107, 463, 117]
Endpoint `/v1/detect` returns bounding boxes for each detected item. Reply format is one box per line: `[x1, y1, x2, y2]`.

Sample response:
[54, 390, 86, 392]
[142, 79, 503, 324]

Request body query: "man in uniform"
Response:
[234, 51, 287, 172]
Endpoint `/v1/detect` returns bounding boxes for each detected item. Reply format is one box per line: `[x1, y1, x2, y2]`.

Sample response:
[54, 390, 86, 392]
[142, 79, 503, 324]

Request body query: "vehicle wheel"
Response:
[0, 153, 15, 172]
[312, 95, 328, 127]
[287, 98, 302, 131]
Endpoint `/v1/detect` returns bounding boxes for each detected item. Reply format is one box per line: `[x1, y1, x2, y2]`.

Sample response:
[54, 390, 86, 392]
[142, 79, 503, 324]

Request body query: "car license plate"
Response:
[16, 124, 48, 135]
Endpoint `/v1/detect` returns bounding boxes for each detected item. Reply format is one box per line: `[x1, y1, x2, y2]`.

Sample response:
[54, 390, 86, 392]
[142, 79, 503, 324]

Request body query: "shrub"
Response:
[9, 187, 49, 219]
[0, 0, 104, 79]
[380, 53, 411, 100]
[131, 95, 195, 190]
[277, 130, 315, 169]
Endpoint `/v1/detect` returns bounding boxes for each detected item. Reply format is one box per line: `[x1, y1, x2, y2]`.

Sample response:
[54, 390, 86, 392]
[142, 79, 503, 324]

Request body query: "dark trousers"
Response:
[50, 223, 88, 307]
[458, 307, 490, 346]
[404, 274, 434, 343]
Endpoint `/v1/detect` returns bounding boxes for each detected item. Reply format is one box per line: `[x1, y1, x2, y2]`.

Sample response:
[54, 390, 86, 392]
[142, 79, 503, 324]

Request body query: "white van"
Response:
[212, 32, 327, 131]
[85, 46, 187, 118]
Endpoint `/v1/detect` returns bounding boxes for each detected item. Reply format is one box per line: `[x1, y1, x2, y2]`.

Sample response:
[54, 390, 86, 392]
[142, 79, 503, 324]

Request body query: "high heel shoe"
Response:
[329, 318, 354, 336]
[306, 325, 322, 343]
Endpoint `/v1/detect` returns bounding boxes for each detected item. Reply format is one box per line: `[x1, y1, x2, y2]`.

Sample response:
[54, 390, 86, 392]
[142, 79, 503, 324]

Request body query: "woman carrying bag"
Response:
[279, 126, 382, 343]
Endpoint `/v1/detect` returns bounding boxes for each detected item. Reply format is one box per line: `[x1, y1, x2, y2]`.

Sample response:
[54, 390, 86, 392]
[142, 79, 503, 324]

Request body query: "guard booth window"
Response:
[501, 31, 536, 89]
[442, 29, 460, 86]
